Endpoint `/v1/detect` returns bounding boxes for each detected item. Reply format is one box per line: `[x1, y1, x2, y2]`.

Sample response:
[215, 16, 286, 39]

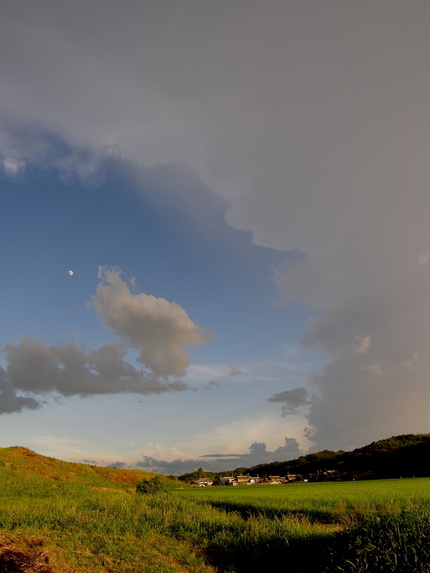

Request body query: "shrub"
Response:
[136, 476, 165, 495]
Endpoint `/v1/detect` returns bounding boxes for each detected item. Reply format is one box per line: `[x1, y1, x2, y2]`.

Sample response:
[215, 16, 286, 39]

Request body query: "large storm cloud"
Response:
[0, 1, 428, 449]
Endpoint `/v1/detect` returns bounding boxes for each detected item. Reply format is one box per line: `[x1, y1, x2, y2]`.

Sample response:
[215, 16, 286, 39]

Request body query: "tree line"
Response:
[173, 434, 430, 483]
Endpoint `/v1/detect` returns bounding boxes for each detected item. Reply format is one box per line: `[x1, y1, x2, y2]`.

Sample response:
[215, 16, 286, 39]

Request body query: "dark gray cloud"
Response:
[106, 461, 126, 469]
[199, 453, 242, 459]
[268, 388, 311, 416]
[0, 367, 40, 415]
[137, 437, 302, 475]
[273, 437, 303, 458]
[4, 338, 188, 402]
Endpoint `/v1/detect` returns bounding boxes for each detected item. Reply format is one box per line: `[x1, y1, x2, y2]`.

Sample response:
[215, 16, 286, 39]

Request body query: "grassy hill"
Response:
[0, 446, 161, 491]
[0, 447, 213, 573]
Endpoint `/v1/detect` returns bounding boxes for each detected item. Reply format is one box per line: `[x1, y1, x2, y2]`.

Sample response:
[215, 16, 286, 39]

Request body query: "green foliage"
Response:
[136, 475, 165, 494]
[177, 468, 216, 484]
[325, 509, 430, 572]
[233, 467, 247, 475]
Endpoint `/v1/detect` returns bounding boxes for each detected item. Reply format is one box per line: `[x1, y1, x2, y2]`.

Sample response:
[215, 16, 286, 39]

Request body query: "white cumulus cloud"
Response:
[92, 267, 212, 377]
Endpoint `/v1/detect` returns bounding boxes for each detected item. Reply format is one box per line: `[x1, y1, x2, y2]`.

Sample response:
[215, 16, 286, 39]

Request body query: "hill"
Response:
[0, 447, 211, 573]
[240, 433, 430, 481]
[0, 446, 163, 490]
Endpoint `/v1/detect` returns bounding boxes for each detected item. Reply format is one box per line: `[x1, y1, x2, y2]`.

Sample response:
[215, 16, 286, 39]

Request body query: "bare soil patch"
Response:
[0, 535, 52, 573]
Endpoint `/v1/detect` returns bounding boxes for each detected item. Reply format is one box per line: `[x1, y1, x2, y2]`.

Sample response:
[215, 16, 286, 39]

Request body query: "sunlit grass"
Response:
[176, 478, 430, 523]
[0, 451, 429, 572]
[0, 476, 332, 572]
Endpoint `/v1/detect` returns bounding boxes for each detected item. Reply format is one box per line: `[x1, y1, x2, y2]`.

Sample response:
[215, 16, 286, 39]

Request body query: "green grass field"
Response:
[0, 448, 429, 572]
[176, 478, 430, 523]
[176, 479, 430, 571]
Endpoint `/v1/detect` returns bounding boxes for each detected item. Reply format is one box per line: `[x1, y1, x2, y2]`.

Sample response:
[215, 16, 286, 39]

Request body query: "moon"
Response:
[68, 270, 74, 276]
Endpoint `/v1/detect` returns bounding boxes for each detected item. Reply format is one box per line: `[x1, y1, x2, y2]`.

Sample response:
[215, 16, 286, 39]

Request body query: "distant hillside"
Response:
[238, 434, 430, 481]
[0, 446, 165, 490]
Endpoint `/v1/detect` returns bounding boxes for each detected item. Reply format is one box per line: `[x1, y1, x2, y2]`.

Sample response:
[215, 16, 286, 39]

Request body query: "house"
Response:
[309, 470, 343, 482]
[309, 471, 328, 482]
[190, 478, 213, 487]
[326, 470, 343, 481]
[286, 474, 302, 483]
[266, 475, 286, 484]
[218, 475, 258, 486]
[218, 476, 236, 485]
[234, 475, 258, 485]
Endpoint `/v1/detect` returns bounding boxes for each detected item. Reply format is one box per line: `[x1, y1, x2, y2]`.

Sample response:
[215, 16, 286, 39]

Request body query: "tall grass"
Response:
[176, 479, 430, 572]
[325, 509, 430, 572]
[0, 469, 430, 572]
[0, 477, 331, 572]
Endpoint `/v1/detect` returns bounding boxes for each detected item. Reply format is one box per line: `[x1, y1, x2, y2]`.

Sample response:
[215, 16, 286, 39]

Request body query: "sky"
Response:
[0, 1, 429, 474]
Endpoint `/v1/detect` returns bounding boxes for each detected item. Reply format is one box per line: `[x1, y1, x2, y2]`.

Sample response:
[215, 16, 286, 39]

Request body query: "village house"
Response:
[190, 477, 213, 487]
[325, 470, 343, 481]
[234, 475, 258, 485]
[285, 474, 302, 483]
[265, 475, 286, 484]
[309, 469, 351, 482]
[218, 476, 236, 485]
[217, 475, 259, 486]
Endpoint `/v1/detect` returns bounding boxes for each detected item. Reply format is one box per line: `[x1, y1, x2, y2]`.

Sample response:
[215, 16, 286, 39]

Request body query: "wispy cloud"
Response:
[2, 157, 26, 177]
[0, 122, 108, 186]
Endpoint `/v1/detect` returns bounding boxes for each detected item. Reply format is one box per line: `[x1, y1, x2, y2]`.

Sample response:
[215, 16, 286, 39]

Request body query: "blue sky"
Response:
[0, 1, 429, 474]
